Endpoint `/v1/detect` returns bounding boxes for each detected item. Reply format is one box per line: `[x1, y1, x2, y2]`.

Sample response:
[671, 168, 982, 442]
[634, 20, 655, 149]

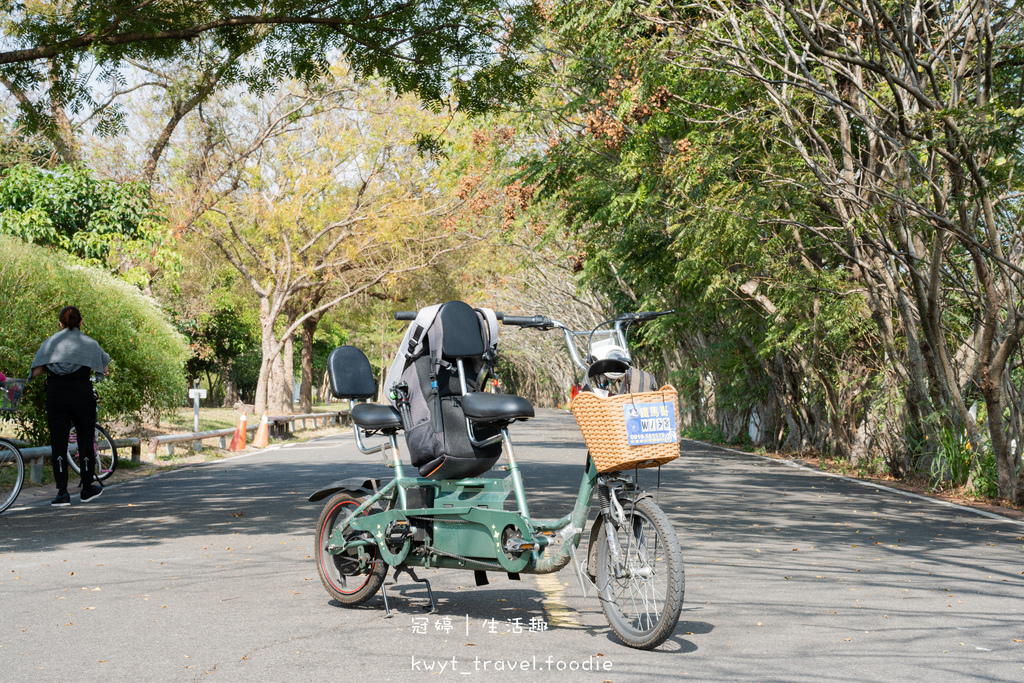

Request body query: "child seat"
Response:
[387, 301, 507, 480]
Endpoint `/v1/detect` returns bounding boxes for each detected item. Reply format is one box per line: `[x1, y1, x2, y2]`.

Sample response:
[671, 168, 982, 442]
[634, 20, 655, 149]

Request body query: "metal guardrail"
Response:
[148, 411, 348, 456]
[19, 438, 142, 484]
[10, 410, 348, 484]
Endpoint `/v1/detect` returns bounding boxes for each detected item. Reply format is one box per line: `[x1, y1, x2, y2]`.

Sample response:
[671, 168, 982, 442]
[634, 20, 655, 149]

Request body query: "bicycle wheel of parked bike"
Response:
[316, 492, 388, 605]
[0, 438, 26, 514]
[597, 496, 684, 649]
[67, 426, 118, 481]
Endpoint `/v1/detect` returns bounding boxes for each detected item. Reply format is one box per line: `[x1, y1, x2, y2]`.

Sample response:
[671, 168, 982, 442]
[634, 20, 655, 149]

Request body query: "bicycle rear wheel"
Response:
[68, 426, 118, 481]
[596, 496, 684, 649]
[0, 438, 26, 514]
[316, 492, 388, 605]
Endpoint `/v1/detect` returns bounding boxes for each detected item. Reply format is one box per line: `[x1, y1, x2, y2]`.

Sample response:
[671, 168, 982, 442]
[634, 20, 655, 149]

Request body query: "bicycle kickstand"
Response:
[381, 565, 437, 618]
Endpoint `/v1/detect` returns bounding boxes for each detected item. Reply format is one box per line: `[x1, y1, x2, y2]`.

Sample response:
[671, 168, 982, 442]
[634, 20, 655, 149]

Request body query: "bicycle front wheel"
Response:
[0, 438, 26, 514]
[68, 426, 118, 481]
[596, 496, 684, 649]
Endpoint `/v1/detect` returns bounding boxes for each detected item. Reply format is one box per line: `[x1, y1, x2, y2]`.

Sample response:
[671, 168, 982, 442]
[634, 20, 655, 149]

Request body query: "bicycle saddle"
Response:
[461, 392, 534, 423]
[350, 403, 402, 432]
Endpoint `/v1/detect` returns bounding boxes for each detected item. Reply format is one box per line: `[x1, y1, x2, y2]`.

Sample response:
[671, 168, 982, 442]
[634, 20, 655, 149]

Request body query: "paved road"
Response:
[2, 410, 1022, 682]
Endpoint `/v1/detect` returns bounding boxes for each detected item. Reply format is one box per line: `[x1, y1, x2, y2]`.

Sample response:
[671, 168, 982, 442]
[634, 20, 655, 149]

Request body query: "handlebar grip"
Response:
[394, 311, 416, 321]
[631, 309, 676, 322]
[502, 315, 550, 327]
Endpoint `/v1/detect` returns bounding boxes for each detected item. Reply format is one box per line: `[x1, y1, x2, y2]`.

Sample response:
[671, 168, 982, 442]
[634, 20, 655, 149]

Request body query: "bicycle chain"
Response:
[403, 515, 506, 569]
[419, 544, 505, 571]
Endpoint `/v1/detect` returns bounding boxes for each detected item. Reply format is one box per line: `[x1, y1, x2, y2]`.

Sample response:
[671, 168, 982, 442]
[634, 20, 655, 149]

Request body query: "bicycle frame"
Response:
[328, 418, 599, 575]
[313, 306, 684, 649]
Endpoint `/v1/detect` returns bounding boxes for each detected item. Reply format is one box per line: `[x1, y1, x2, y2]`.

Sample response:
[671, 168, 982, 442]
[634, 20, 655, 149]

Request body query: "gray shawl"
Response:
[31, 328, 110, 373]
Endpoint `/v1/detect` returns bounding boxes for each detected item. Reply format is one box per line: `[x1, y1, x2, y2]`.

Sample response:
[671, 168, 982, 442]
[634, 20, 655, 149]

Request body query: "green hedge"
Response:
[0, 235, 189, 443]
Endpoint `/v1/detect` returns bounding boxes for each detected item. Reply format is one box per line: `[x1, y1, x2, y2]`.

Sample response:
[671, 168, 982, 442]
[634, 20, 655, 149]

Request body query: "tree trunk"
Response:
[299, 316, 319, 413]
[281, 331, 294, 412]
[254, 298, 278, 416]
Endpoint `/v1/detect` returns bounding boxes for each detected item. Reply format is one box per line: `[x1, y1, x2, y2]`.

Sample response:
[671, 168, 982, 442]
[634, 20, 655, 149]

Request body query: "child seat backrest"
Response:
[439, 301, 487, 358]
[326, 346, 377, 400]
[384, 301, 501, 478]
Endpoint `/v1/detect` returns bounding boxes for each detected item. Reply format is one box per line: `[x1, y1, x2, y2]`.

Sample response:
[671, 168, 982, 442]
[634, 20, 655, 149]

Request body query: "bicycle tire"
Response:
[0, 438, 25, 514]
[596, 496, 684, 649]
[316, 492, 388, 605]
[68, 425, 118, 481]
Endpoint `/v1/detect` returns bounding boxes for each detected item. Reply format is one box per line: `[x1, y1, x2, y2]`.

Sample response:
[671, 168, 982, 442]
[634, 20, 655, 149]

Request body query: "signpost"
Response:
[188, 381, 207, 451]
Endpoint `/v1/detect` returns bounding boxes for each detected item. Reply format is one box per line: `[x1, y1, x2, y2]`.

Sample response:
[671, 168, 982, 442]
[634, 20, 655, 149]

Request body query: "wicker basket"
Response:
[1, 379, 27, 413]
[571, 385, 680, 473]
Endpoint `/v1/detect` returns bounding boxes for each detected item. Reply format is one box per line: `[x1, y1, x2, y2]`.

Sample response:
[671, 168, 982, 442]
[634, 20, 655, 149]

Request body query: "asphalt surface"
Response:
[1, 409, 1022, 682]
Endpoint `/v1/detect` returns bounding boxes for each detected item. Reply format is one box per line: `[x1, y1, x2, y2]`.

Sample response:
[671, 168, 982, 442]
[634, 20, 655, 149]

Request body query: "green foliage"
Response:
[0, 235, 190, 443]
[0, 0, 543, 131]
[682, 423, 726, 443]
[0, 164, 180, 285]
[928, 423, 976, 488]
[516, 0, 879, 454]
[176, 304, 257, 378]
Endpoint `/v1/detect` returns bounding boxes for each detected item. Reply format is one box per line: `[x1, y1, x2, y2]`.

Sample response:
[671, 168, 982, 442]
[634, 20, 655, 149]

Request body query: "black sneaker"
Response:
[80, 482, 103, 503]
[51, 490, 71, 507]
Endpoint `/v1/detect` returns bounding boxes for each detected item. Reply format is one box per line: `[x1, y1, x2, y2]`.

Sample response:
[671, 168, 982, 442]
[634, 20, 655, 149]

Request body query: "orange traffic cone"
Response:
[228, 413, 247, 451]
[252, 410, 270, 448]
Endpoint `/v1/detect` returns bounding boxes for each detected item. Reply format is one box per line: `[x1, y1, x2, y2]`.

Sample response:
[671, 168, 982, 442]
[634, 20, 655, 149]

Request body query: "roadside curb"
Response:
[683, 437, 1024, 529]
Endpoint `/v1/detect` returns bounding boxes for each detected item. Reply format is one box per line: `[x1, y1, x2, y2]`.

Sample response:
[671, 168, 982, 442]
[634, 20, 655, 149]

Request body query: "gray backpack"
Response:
[384, 301, 501, 479]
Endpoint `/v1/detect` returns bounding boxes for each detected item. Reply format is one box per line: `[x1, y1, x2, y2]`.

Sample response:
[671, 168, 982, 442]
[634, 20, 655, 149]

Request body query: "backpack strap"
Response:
[384, 303, 443, 406]
[407, 304, 443, 359]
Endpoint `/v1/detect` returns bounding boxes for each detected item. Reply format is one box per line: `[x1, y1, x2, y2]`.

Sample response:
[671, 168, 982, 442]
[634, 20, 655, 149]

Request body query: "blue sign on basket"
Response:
[622, 401, 677, 446]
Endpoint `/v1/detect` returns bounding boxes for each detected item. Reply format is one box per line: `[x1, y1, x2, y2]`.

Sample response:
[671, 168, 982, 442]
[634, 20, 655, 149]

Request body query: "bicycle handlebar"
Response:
[395, 310, 513, 322]
[616, 309, 676, 323]
[502, 315, 552, 328]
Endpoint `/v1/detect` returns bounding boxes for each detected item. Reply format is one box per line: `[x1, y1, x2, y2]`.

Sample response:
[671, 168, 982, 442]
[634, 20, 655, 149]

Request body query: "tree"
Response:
[513, 0, 1023, 502]
[172, 72, 491, 415]
[676, 0, 1024, 502]
[0, 0, 542, 123]
[0, 163, 179, 287]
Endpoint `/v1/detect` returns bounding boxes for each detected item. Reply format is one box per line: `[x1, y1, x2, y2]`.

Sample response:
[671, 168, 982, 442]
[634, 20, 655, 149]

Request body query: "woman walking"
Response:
[30, 306, 110, 506]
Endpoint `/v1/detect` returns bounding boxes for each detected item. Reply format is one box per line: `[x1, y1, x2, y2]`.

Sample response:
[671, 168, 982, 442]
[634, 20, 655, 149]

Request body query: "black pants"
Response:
[46, 379, 96, 491]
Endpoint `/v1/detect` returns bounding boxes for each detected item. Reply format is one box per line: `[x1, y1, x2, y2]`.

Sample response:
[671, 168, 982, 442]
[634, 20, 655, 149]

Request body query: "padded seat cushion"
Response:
[351, 403, 402, 431]
[418, 454, 501, 480]
[461, 392, 534, 422]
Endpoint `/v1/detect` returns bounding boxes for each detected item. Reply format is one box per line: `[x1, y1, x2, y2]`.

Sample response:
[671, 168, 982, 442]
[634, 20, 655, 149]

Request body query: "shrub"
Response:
[0, 235, 189, 443]
[683, 422, 726, 443]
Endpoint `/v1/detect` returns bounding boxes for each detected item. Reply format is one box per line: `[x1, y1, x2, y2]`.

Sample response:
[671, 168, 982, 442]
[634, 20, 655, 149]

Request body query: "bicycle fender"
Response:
[307, 477, 381, 503]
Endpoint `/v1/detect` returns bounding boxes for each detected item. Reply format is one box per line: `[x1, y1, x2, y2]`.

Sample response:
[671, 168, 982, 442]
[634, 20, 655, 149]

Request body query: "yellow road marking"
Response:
[534, 573, 579, 627]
